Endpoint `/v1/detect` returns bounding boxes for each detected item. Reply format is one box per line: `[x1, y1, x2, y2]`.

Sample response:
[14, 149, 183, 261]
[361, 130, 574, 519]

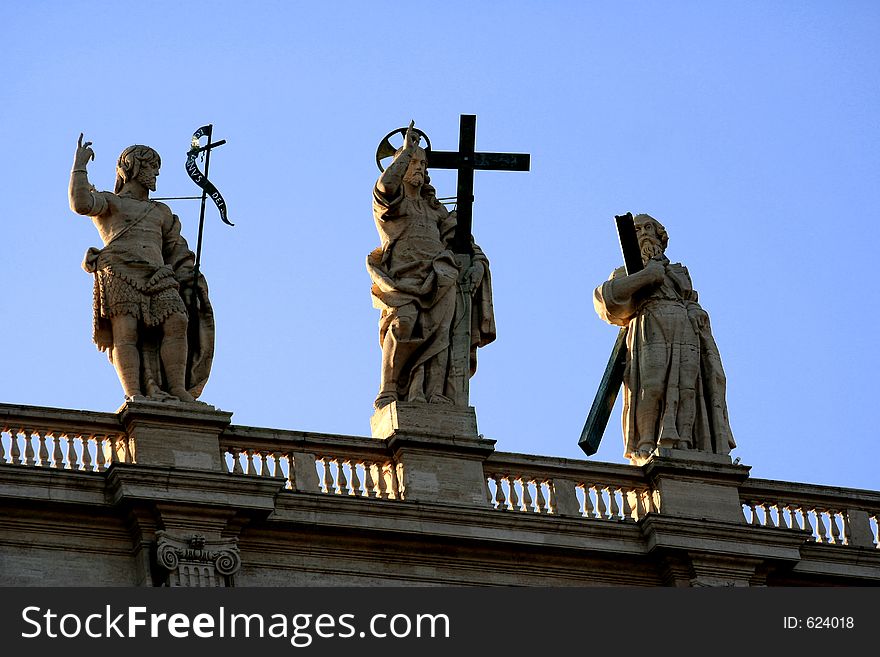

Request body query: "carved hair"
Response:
[634, 213, 669, 250]
[114, 145, 161, 193]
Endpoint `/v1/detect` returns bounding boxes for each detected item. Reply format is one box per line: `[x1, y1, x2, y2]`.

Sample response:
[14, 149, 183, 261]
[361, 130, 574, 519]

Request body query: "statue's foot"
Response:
[374, 392, 398, 409]
[169, 387, 196, 403]
[428, 393, 454, 405]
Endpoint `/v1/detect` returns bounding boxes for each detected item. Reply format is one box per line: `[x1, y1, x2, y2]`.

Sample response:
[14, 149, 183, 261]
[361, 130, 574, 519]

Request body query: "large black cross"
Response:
[426, 114, 530, 253]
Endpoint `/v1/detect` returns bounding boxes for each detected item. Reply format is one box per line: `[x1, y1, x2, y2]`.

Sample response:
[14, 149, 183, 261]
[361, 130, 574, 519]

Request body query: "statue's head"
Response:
[634, 214, 669, 264]
[114, 145, 161, 194]
[395, 145, 429, 191]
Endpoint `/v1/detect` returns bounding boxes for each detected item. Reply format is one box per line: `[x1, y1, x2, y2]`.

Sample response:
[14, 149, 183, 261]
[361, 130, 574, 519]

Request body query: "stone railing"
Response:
[484, 452, 657, 520]
[219, 425, 402, 499]
[0, 404, 131, 471]
[739, 478, 880, 549]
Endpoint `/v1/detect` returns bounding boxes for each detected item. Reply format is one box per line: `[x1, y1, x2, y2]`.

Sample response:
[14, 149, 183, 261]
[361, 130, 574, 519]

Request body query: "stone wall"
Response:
[1, 402, 878, 587]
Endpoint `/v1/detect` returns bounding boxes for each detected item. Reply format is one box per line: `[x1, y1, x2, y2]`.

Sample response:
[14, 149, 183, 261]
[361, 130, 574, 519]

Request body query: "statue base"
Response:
[370, 401, 479, 440]
[630, 446, 734, 467]
[370, 401, 494, 507]
[117, 399, 232, 471]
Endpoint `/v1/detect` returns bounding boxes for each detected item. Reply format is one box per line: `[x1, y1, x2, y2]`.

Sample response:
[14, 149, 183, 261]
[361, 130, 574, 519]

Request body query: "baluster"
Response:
[260, 451, 272, 477]
[82, 436, 93, 472]
[0, 428, 6, 464]
[110, 435, 122, 464]
[747, 501, 760, 525]
[791, 506, 804, 531]
[547, 481, 558, 515]
[350, 461, 362, 496]
[646, 489, 659, 514]
[245, 449, 256, 476]
[493, 474, 506, 509]
[607, 487, 620, 520]
[582, 484, 595, 518]
[376, 463, 389, 499]
[507, 477, 520, 511]
[521, 478, 533, 512]
[320, 458, 333, 493]
[67, 434, 80, 470]
[635, 490, 649, 517]
[766, 503, 778, 527]
[816, 509, 830, 543]
[336, 460, 349, 495]
[229, 448, 242, 474]
[534, 481, 547, 514]
[621, 489, 634, 521]
[10, 429, 21, 465]
[776, 502, 790, 529]
[24, 429, 35, 466]
[273, 453, 284, 478]
[389, 463, 401, 499]
[96, 436, 107, 471]
[829, 510, 842, 545]
[365, 462, 377, 498]
[122, 436, 132, 464]
[803, 509, 818, 542]
[52, 433, 64, 468]
[286, 455, 296, 490]
[595, 485, 608, 519]
[485, 477, 493, 504]
[37, 432, 49, 466]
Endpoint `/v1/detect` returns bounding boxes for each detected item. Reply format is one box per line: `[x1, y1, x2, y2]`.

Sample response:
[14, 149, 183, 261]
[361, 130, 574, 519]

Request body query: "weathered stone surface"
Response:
[69, 135, 214, 404]
[594, 214, 735, 465]
[370, 401, 479, 439]
[118, 400, 231, 470]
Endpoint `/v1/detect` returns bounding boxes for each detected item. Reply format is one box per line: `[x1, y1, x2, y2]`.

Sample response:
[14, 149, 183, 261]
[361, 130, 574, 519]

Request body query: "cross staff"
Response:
[426, 114, 530, 254]
[427, 114, 530, 403]
[578, 213, 643, 456]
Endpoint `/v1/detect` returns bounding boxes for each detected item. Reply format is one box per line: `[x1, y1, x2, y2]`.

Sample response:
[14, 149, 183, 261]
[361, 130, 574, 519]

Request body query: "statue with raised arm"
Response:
[368, 122, 495, 409]
[593, 214, 735, 465]
[69, 134, 214, 403]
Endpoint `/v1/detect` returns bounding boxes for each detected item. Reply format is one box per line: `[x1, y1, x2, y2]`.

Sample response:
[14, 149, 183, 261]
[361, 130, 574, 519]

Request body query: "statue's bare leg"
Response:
[161, 312, 194, 402]
[376, 303, 418, 408]
[110, 315, 142, 399]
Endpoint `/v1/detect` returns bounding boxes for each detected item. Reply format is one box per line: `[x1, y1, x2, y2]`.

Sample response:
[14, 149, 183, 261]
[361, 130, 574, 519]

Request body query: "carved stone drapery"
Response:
[154, 530, 241, 587]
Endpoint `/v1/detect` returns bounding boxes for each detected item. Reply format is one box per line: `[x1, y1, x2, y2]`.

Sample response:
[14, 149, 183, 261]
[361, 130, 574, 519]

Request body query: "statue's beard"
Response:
[640, 239, 663, 264]
[403, 171, 424, 187]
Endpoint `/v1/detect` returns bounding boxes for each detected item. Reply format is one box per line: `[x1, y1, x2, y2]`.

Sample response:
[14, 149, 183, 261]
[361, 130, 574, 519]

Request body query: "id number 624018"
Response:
[783, 616, 854, 629]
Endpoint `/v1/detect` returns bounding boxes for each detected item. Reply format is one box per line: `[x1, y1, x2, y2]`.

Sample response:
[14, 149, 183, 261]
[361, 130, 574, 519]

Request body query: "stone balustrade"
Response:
[739, 478, 880, 549]
[484, 451, 657, 520]
[219, 424, 402, 499]
[0, 404, 131, 471]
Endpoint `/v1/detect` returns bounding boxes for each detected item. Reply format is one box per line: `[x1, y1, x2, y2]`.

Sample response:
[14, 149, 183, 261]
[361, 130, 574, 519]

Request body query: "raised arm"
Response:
[376, 121, 419, 197]
[69, 133, 97, 215]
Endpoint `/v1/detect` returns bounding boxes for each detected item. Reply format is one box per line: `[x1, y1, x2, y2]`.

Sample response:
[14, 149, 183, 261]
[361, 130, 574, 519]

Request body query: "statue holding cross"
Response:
[590, 213, 736, 465]
[368, 116, 529, 410]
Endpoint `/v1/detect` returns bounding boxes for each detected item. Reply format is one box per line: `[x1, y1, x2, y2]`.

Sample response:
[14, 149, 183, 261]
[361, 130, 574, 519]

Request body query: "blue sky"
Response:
[1, 1, 877, 491]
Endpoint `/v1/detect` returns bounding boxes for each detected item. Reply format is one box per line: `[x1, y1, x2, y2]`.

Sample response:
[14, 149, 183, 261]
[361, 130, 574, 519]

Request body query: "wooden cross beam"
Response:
[426, 114, 530, 254]
[579, 213, 643, 456]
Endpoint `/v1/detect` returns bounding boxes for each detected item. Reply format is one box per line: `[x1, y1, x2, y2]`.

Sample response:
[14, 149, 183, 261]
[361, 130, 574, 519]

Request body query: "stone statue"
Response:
[593, 214, 735, 464]
[368, 123, 495, 409]
[69, 134, 214, 403]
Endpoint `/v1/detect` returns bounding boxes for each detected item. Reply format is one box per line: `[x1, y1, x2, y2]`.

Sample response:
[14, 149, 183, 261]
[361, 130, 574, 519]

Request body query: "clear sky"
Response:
[1, 1, 877, 491]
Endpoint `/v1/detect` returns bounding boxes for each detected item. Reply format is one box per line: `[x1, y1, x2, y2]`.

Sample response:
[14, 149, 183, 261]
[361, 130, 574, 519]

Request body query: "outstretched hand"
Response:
[74, 133, 95, 169]
[403, 120, 420, 151]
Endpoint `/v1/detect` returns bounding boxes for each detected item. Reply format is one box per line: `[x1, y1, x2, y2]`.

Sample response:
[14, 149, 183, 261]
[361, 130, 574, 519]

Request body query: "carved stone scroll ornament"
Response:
[154, 530, 241, 587]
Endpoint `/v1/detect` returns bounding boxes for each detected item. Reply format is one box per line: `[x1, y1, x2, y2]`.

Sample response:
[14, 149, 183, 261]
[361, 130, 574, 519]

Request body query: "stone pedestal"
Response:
[643, 454, 749, 523]
[118, 400, 232, 471]
[370, 401, 479, 439]
[371, 402, 494, 507]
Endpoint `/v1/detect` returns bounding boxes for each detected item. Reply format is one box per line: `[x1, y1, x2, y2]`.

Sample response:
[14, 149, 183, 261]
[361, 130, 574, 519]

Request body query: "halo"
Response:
[375, 126, 432, 171]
